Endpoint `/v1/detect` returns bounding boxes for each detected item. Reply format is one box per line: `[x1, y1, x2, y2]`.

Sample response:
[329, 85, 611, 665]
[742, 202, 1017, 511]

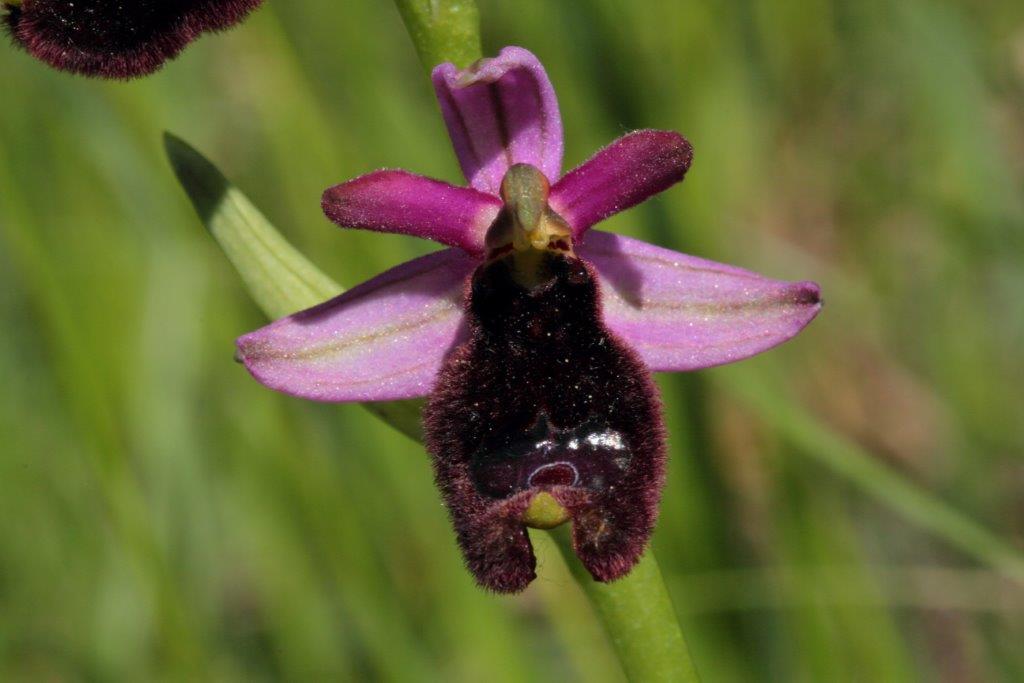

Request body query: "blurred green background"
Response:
[2, 0, 1024, 680]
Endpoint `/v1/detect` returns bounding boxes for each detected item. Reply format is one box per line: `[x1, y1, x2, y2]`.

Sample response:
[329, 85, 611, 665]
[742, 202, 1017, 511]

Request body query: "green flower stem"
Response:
[550, 527, 701, 682]
[393, 0, 483, 70]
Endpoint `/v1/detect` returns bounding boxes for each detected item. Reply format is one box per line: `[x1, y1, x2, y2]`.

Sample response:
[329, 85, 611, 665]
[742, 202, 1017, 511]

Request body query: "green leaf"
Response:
[164, 132, 424, 441]
[164, 132, 341, 319]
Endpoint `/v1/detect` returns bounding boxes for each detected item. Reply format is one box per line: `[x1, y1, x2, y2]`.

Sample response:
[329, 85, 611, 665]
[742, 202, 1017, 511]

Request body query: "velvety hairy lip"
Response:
[425, 253, 666, 592]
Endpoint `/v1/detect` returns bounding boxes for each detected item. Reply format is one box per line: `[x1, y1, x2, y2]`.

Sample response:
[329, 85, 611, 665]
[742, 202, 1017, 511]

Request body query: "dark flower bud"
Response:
[3, 0, 262, 79]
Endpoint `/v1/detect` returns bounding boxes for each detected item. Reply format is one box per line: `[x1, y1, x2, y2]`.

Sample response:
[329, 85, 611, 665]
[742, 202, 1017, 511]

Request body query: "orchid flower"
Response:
[2, 0, 262, 78]
[236, 46, 821, 592]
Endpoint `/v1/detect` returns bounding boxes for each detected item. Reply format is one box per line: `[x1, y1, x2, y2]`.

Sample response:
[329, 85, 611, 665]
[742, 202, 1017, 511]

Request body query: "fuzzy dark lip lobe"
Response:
[424, 251, 666, 592]
[5, 0, 263, 78]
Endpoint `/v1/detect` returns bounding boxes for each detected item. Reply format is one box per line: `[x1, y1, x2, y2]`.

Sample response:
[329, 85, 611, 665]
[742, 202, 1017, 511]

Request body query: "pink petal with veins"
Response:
[432, 46, 563, 196]
[237, 248, 476, 402]
[580, 231, 821, 371]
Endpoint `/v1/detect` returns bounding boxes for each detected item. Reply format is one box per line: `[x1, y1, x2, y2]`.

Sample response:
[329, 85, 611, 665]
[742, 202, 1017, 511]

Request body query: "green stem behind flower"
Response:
[393, 0, 483, 70]
[549, 527, 701, 682]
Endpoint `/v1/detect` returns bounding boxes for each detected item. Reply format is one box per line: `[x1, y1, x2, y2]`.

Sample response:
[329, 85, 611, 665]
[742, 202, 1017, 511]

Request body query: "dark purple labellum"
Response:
[425, 251, 665, 593]
[3, 0, 262, 78]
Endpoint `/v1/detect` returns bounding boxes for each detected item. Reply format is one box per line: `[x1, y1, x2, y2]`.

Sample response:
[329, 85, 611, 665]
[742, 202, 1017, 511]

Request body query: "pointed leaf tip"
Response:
[164, 132, 342, 320]
[165, 132, 425, 440]
[164, 132, 231, 224]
